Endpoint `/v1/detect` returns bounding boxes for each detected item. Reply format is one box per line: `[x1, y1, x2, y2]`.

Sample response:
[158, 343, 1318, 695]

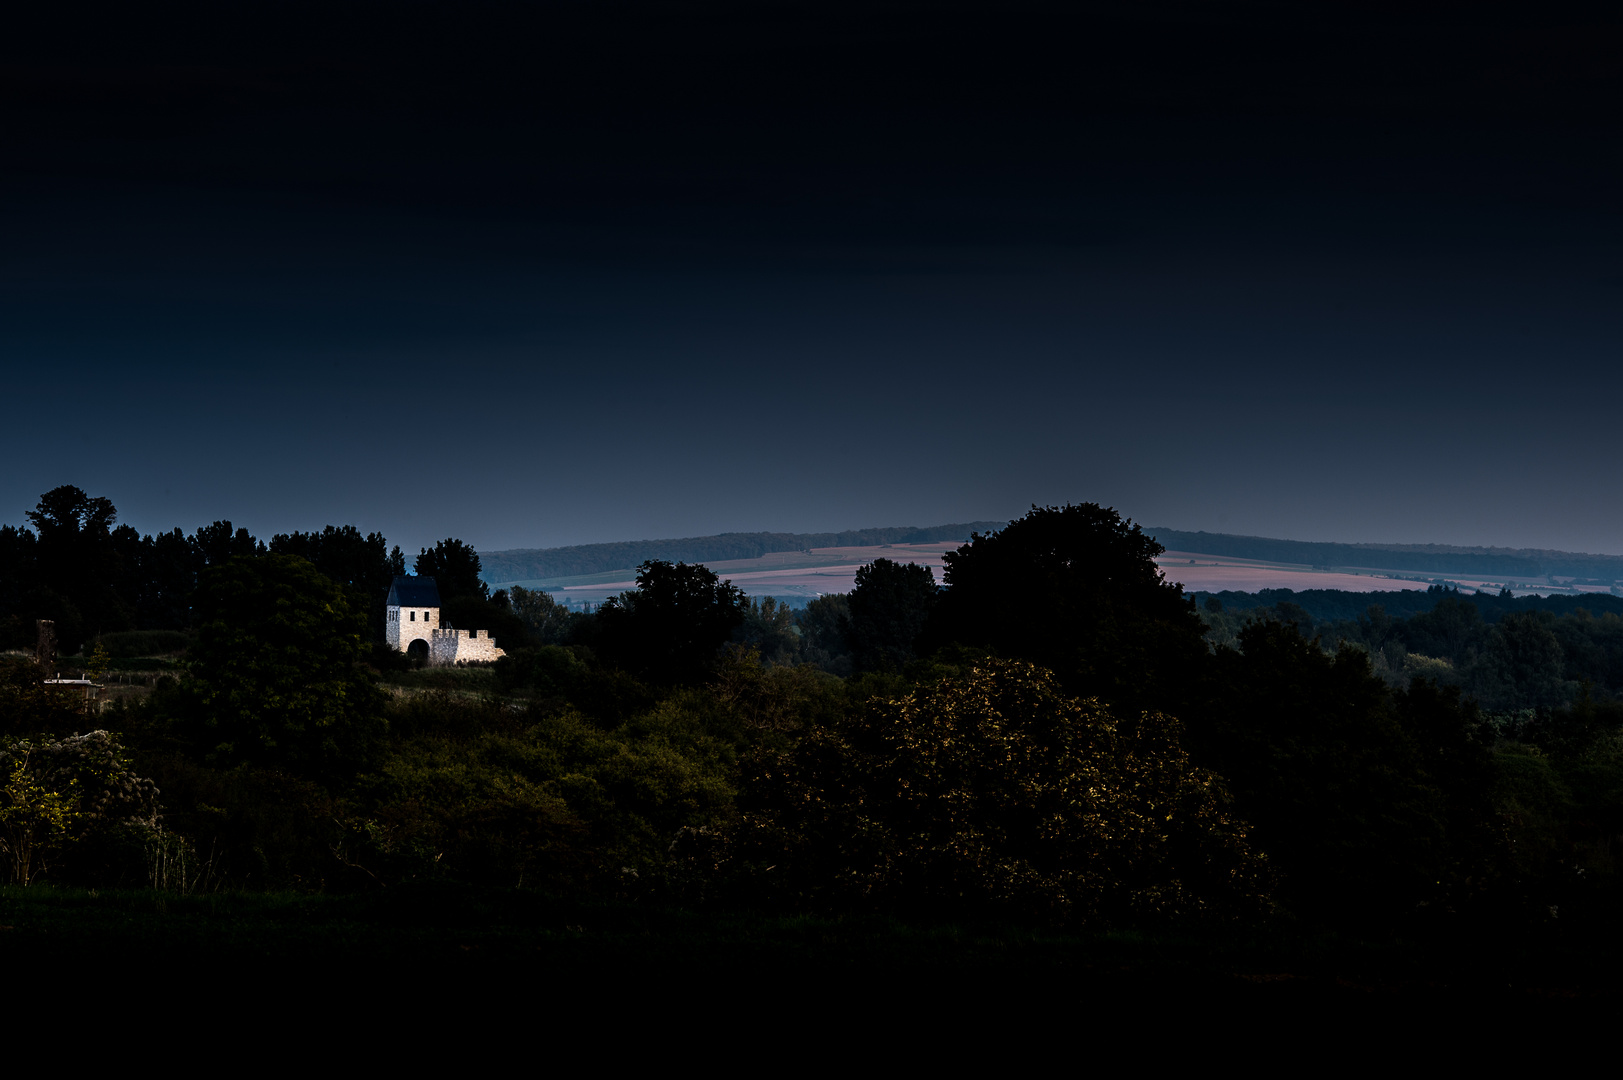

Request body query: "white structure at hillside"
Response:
[386, 576, 505, 665]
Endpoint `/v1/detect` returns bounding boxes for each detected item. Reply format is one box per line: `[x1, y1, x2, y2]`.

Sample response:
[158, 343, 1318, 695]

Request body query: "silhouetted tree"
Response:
[847, 558, 937, 672]
[797, 594, 853, 676]
[929, 504, 1208, 715]
[0, 525, 44, 650]
[180, 554, 385, 779]
[1189, 619, 1495, 923]
[732, 596, 800, 666]
[25, 486, 131, 647]
[415, 538, 489, 603]
[507, 585, 577, 646]
[271, 525, 397, 640]
[594, 561, 747, 684]
[192, 520, 263, 567]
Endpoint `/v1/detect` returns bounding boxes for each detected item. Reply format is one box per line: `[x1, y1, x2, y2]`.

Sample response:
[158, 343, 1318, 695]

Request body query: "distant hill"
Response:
[481, 522, 1006, 584]
[1146, 528, 1623, 583]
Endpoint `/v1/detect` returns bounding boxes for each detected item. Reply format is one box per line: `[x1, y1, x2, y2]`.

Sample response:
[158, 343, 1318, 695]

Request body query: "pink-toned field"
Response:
[548, 542, 1581, 603]
[1154, 555, 1427, 595]
[560, 542, 959, 601]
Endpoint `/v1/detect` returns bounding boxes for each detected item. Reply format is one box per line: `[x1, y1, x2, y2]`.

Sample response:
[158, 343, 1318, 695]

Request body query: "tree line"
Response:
[1200, 588, 1623, 713]
[2, 491, 1620, 948]
[0, 486, 409, 654]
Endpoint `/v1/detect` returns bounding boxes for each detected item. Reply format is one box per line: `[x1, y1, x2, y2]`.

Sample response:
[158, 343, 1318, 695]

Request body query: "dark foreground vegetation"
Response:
[4, 487, 1623, 998]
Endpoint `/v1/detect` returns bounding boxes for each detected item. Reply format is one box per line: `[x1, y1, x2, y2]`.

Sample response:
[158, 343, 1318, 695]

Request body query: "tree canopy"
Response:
[1189, 619, 1496, 921]
[183, 554, 385, 778]
[846, 558, 937, 673]
[415, 538, 489, 603]
[593, 561, 748, 684]
[735, 658, 1272, 924]
[930, 503, 1208, 714]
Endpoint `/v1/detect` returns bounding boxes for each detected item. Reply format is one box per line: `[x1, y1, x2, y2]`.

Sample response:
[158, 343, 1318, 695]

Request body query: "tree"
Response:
[130, 527, 204, 631]
[25, 486, 131, 647]
[192, 520, 264, 567]
[1401, 594, 1485, 665]
[271, 525, 398, 641]
[27, 486, 117, 573]
[183, 554, 385, 778]
[734, 658, 1272, 924]
[733, 596, 800, 666]
[594, 561, 748, 684]
[1470, 611, 1572, 711]
[415, 538, 489, 603]
[0, 525, 44, 650]
[928, 504, 1208, 715]
[846, 558, 937, 672]
[797, 594, 853, 676]
[1189, 619, 1496, 922]
[0, 752, 79, 885]
[507, 585, 576, 646]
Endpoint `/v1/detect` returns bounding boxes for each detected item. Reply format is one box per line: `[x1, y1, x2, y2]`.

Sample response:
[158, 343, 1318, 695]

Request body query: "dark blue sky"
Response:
[4, 2, 1620, 556]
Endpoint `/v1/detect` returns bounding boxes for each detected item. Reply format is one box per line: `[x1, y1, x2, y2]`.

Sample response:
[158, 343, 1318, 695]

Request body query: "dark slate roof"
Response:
[387, 576, 441, 607]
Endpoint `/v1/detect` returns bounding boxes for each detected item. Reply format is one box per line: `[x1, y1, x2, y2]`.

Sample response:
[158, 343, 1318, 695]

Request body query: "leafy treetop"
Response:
[184, 554, 385, 778]
[415, 538, 489, 603]
[931, 503, 1207, 714]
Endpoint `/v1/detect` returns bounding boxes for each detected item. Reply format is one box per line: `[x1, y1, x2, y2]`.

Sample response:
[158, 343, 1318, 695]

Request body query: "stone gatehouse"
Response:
[385, 576, 505, 665]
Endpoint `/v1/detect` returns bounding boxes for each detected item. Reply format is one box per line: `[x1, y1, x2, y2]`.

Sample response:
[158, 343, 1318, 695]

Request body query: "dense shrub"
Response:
[340, 699, 740, 889]
[732, 658, 1273, 925]
[0, 730, 162, 885]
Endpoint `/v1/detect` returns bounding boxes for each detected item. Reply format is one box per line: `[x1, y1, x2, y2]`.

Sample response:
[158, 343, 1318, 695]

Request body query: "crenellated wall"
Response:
[430, 627, 506, 665]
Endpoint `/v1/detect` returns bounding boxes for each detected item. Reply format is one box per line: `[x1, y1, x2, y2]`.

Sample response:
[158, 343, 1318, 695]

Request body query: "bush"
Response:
[343, 699, 740, 890]
[0, 730, 162, 885]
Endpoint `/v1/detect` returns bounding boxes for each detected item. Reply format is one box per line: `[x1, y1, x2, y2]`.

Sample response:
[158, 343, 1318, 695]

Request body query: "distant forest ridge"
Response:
[481, 522, 1007, 583]
[1146, 528, 1623, 582]
[1196, 586, 1623, 625]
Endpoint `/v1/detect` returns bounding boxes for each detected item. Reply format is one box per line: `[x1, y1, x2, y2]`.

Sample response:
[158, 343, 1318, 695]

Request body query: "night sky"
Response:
[3, 2, 1619, 557]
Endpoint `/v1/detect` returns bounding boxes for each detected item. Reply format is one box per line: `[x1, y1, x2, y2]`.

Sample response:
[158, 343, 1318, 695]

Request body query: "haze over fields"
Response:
[483, 525, 1623, 604]
[491, 542, 964, 606]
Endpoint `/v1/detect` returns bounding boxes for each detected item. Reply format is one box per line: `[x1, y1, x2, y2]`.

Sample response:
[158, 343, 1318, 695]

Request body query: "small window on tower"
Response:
[410, 611, 415, 621]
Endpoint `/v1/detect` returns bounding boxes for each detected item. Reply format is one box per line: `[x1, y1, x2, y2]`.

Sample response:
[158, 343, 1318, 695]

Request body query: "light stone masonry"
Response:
[385, 576, 504, 664]
[385, 604, 440, 651]
[430, 628, 506, 665]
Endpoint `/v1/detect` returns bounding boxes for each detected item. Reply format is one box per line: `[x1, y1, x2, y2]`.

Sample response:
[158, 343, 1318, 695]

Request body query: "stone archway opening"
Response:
[406, 638, 430, 667]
